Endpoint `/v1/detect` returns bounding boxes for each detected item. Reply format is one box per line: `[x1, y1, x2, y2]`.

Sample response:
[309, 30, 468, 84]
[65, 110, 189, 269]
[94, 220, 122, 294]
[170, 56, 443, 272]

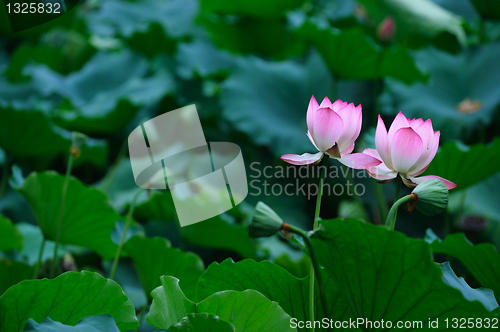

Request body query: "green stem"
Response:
[309, 155, 329, 330]
[33, 237, 46, 279]
[135, 304, 148, 332]
[386, 194, 412, 231]
[287, 224, 329, 327]
[374, 182, 388, 223]
[109, 188, 145, 280]
[0, 160, 9, 201]
[50, 153, 74, 278]
[394, 176, 401, 203]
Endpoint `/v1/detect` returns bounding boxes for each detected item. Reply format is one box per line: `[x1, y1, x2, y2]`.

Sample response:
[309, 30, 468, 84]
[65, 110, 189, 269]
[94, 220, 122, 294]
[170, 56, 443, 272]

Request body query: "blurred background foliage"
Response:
[1, 0, 500, 316]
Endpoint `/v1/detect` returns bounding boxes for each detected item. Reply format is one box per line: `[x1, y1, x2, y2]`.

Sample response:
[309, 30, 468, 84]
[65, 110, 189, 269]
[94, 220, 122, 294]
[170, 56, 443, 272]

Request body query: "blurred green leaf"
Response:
[15, 172, 120, 259]
[0, 214, 23, 251]
[468, 0, 500, 19]
[358, 0, 466, 52]
[17, 223, 65, 266]
[27, 51, 174, 134]
[431, 233, 500, 301]
[384, 44, 500, 141]
[298, 22, 426, 83]
[0, 271, 138, 331]
[423, 138, 500, 191]
[312, 219, 493, 323]
[221, 52, 332, 156]
[124, 235, 205, 300]
[0, 259, 33, 295]
[24, 315, 120, 332]
[169, 313, 235, 332]
[146, 276, 294, 331]
[441, 262, 498, 311]
[134, 191, 259, 259]
[199, 0, 304, 18]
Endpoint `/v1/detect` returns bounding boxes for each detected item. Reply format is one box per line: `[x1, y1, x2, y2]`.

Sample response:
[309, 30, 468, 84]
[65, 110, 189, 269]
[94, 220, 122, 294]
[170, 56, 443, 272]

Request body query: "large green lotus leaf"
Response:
[146, 276, 294, 331]
[24, 315, 120, 332]
[0, 271, 138, 331]
[469, 0, 500, 19]
[432, 0, 479, 24]
[357, 0, 465, 52]
[124, 235, 205, 300]
[134, 191, 258, 259]
[169, 313, 235, 332]
[311, 219, 493, 325]
[199, 0, 303, 18]
[298, 21, 425, 83]
[423, 138, 500, 191]
[26, 50, 174, 134]
[0, 102, 107, 164]
[0, 215, 23, 251]
[0, 259, 34, 295]
[221, 52, 332, 156]
[87, 0, 199, 39]
[196, 259, 350, 331]
[384, 44, 500, 141]
[431, 233, 500, 301]
[15, 171, 119, 259]
[441, 262, 498, 311]
[199, 16, 305, 59]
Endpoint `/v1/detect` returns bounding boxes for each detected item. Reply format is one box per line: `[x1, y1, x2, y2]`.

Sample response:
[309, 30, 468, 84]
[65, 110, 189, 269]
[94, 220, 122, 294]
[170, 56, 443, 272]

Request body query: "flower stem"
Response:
[286, 224, 329, 325]
[386, 194, 412, 231]
[50, 153, 74, 278]
[394, 176, 401, 203]
[374, 182, 388, 223]
[309, 155, 329, 330]
[0, 161, 9, 202]
[109, 188, 145, 280]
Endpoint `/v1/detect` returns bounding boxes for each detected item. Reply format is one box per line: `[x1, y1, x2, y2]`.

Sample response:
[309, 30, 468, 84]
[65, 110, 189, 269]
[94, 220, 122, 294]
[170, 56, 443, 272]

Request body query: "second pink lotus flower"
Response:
[281, 96, 381, 169]
[363, 112, 456, 189]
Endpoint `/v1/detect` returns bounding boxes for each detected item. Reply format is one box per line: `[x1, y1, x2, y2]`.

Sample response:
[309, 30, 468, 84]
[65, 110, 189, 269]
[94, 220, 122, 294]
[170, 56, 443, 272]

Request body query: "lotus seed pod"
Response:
[411, 179, 449, 216]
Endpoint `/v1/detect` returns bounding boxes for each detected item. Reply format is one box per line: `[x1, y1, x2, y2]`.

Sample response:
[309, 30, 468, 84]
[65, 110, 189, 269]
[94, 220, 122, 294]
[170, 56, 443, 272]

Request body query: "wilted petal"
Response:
[337, 103, 362, 152]
[281, 152, 324, 165]
[306, 96, 319, 132]
[409, 175, 457, 190]
[375, 115, 390, 166]
[338, 153, 382, 170]
[310, 107, 344, 152]
[390, 127, 423, 173]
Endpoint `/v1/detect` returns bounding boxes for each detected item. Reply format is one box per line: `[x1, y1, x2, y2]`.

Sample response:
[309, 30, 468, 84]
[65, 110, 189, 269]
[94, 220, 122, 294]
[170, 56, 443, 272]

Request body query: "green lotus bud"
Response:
[71, 132, 88, 149]
[411, 179, 449, 216]
[249, 202, 283, 238]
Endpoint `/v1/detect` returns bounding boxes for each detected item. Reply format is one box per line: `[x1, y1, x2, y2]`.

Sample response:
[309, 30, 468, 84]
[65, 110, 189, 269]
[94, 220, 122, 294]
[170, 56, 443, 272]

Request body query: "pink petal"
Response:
[306, 96, 319, 133]
[306, 131, 319, 151]
[319, 96, 332, 108]
[367, 163, 398, 181]
[388, 111, 410, 141]
[390, 127, 423, 173]
[281, 152, 324, 165]
[407, 120, 435, 174]
[336, 103, 362, 153]
[409, 118, 424, 130]
[410, 175, 457, 190]
[375, 115, 390, 165]
[310, 107, 344, 152]
[341, 142, 355, 156]
[331, 99, 348, 112]
[363, 148, 382, 160]
[337, 153, 382, 169]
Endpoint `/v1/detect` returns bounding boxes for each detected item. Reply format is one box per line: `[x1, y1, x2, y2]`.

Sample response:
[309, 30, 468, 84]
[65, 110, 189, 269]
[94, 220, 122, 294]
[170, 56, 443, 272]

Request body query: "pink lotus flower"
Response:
[377, 16, 396, 42]
[281, 96, 381, 169]
[363, 112, 456, 189]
